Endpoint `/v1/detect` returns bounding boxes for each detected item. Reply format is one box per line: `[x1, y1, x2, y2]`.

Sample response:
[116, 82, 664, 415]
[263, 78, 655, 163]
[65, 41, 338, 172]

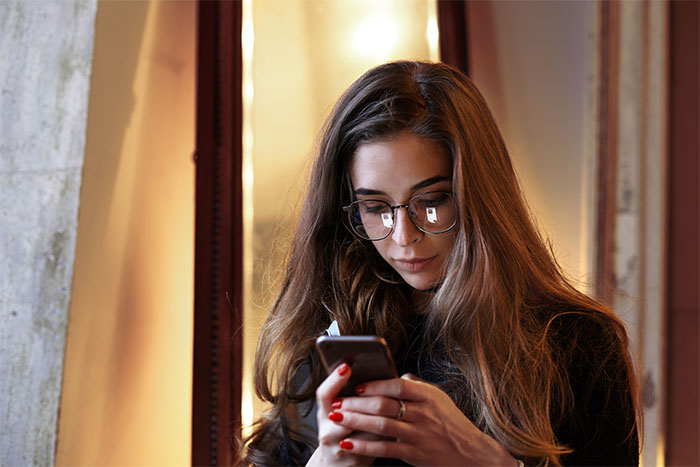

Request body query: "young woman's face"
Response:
[348, 132, 457, 291]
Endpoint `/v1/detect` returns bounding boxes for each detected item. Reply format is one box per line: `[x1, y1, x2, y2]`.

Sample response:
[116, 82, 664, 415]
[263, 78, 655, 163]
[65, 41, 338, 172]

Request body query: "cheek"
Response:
[435, 232, 457, 253]
[370, 239, 391, 261]
[434, 235, 458, 272]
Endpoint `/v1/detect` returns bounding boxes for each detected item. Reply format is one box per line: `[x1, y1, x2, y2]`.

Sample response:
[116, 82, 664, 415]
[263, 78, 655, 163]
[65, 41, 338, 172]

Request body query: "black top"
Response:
[276, 312, 639, 466]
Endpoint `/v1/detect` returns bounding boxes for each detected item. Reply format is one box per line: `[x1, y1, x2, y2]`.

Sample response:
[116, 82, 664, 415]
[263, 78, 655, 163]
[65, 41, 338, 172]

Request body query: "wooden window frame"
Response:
[192, 1, 243, 465]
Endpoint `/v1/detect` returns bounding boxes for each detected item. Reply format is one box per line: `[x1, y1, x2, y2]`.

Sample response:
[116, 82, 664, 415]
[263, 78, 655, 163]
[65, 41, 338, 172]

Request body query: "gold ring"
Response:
[396, 399, 406, 419]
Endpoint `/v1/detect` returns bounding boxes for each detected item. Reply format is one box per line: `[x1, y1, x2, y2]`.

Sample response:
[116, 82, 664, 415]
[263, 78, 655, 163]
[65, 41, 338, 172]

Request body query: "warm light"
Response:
[241, 392, 254, 437]
[244, 82, 254, 105]
[242, 11, 254, 61]
[352, 15, 399, 60]
[654, 435, 665, 467]
[241, 0, 256, 438]
[427, 1, 440, 62]
[241, 0, 254, 251]
[427, 19, 439, 54]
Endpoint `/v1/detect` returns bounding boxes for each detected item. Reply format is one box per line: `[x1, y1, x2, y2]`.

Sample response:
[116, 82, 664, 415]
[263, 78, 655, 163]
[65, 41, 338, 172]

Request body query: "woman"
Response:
[241, 61, 640, 466]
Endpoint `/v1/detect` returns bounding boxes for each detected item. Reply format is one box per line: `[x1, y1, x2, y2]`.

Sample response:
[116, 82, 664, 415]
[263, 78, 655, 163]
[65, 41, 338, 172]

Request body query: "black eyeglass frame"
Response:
[342, 191, 458, 241]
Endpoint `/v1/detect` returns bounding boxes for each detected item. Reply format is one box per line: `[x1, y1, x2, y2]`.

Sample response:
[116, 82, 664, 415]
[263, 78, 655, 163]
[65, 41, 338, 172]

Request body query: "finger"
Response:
[334, 396, 405, 419]
[328, 410, 415, 441]
[354, 376, 428, 402]
[334, 399, 421, 424]
[338, 436, 420, 462]
[317, 417, 354, 447]
[316, 363, 351, 411]
[402, 372, 442, 390]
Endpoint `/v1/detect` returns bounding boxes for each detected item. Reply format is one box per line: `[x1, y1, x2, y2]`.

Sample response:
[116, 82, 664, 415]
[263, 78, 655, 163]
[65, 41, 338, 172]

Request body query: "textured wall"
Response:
[612, 3, 668, 464]
[0, 1, 97, 464]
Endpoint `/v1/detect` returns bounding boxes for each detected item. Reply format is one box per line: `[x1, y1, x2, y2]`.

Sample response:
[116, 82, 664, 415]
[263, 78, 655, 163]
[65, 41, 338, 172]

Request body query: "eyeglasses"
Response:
[343, 191, 458, 241]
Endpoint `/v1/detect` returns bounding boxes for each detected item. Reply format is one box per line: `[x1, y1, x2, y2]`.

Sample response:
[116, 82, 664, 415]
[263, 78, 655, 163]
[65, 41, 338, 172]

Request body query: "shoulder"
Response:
[545, 309, 633, 398]
[545, 308, 640, 464]
[545, 309, 628, 364]
[544, 307, 619, 338]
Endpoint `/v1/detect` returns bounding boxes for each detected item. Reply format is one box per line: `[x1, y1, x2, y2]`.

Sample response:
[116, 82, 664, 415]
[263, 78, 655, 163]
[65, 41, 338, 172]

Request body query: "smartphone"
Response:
[316, 335, 398, 397]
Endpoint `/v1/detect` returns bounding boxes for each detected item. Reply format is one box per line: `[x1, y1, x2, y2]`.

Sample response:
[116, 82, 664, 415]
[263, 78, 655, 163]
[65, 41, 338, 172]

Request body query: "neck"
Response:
[412, 288, 435, 313]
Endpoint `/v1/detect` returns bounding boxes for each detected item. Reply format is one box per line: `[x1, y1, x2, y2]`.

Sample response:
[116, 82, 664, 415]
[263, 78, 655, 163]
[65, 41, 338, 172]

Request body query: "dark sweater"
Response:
[276, 312, 639, 466]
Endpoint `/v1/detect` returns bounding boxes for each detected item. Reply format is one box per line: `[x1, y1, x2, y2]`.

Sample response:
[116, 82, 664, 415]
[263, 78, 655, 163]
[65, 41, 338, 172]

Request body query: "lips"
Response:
[393, 255, 437, 273]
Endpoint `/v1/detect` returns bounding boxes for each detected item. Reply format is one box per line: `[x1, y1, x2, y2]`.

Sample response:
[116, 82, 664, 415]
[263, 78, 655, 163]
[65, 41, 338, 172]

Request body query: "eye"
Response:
[414, 192, 451, 208]
[359, 200, 390, 214]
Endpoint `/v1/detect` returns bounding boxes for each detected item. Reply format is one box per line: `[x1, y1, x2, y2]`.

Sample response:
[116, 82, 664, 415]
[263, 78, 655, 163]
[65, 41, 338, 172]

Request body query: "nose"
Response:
[391, 207, 422, 246]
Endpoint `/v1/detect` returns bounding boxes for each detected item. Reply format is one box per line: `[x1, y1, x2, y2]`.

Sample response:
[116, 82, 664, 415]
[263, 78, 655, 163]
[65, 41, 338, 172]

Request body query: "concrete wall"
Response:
[0, 1, 98, 465]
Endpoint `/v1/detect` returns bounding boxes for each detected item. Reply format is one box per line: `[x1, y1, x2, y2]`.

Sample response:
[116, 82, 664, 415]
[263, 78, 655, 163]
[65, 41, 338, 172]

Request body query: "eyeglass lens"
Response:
[349, 192, 456, 240]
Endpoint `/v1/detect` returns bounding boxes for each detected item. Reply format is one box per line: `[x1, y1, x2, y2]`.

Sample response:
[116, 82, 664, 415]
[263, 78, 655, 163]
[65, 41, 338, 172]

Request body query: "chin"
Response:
[401, 273, 441, 291]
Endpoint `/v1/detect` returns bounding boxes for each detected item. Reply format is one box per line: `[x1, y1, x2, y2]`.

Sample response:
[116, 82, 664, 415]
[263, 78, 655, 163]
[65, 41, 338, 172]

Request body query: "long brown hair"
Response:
[241, 61, 639, 465]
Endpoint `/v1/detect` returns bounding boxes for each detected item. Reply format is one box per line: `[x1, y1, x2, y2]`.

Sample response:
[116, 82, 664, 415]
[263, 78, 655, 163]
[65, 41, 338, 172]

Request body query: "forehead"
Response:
[349, 133, 451, 190]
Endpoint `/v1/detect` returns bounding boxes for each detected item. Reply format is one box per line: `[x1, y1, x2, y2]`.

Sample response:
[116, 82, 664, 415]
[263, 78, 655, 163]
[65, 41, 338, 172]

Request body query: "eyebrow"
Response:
[354, 176, 451, 196]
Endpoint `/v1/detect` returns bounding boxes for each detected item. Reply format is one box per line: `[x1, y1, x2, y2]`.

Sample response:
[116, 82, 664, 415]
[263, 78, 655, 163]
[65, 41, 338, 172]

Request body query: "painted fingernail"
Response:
[338, 363, 349, 376]
[328, 411, 343, 422]
[354, 384, 365, 394]
[339, 440, 354, 450]
[331, 399, 342, 409]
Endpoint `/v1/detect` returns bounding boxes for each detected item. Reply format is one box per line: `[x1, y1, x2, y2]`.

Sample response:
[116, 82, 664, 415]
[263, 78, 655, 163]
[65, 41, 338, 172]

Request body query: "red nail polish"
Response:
[355, 384, 365, 394]
[331, 399, 342, 409]
[328, 411, 343, 422]
[339, 440, 354, 450]
[338, 363, 349, 376]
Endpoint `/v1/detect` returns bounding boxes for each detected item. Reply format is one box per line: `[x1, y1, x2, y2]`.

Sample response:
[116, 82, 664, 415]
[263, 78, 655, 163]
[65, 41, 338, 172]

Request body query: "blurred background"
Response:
[1, 0, 697, 466]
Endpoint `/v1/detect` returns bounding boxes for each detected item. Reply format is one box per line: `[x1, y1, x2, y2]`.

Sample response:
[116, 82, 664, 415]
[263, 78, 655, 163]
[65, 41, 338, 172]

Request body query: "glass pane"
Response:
[242, 0, 438, 428]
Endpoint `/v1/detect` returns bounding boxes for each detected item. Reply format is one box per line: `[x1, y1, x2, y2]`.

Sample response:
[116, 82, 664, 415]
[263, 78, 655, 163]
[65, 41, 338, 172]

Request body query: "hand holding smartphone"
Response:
[316, 335, 398, 397]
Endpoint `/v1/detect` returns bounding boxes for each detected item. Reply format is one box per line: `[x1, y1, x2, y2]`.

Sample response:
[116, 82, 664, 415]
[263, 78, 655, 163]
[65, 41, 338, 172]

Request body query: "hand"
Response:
[306, 363, 378, 466]
[325, 374, 518, 466]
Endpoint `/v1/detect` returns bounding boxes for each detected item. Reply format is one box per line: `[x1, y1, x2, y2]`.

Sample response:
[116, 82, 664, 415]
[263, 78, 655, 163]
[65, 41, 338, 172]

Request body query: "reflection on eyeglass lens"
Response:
[345, 191, 457, 240]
